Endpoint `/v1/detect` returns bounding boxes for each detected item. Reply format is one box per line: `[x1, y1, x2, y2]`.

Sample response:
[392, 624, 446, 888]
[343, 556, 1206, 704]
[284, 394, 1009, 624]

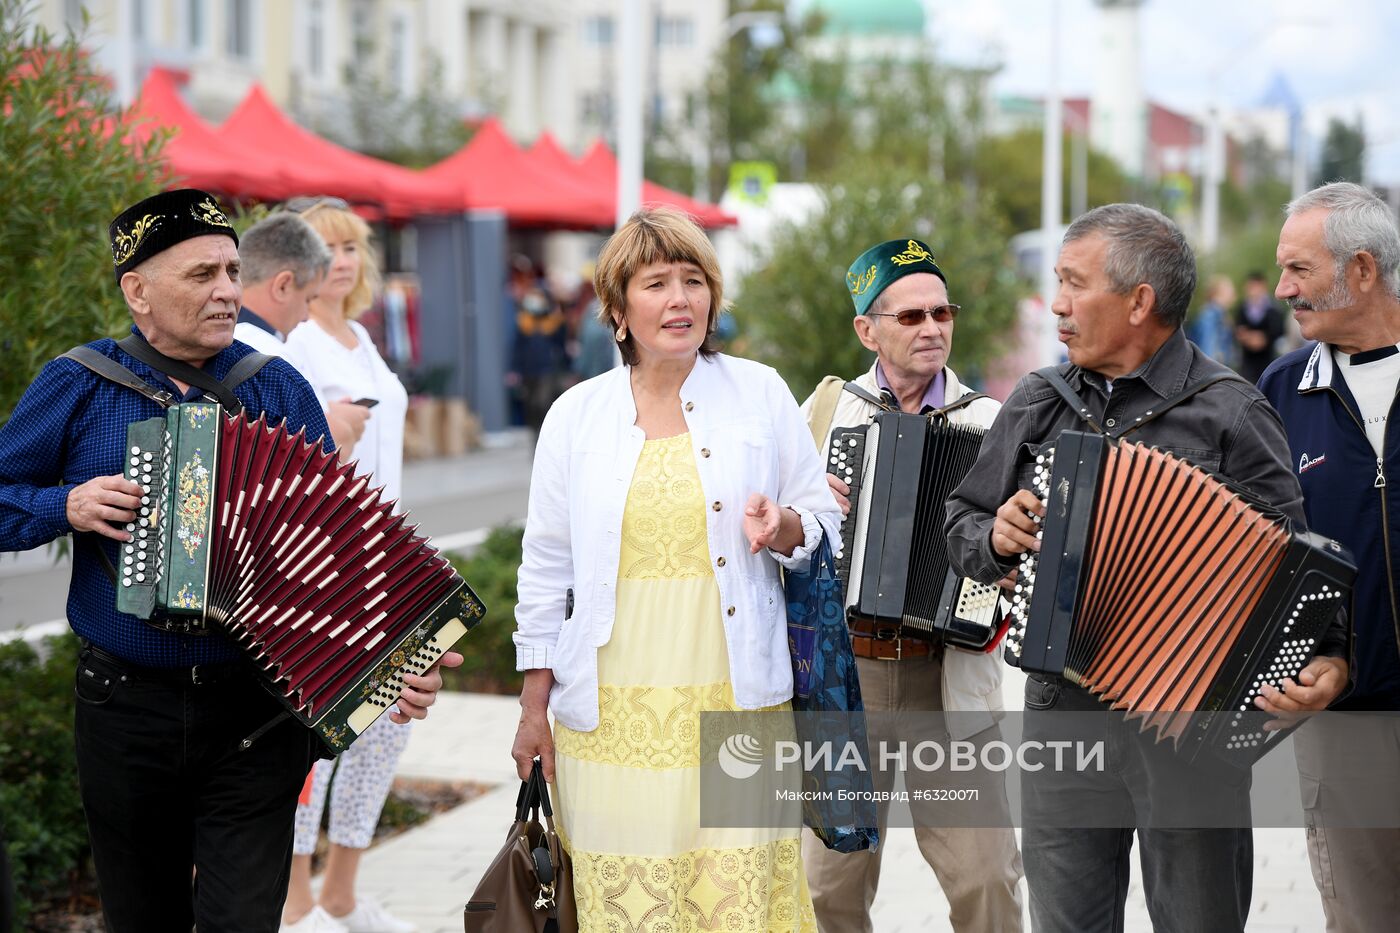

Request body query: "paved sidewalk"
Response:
[353, 673, 1327, 932]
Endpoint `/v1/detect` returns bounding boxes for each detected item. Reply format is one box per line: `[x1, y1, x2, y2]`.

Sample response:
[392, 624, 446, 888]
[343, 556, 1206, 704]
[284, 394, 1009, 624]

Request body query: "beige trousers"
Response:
[801, 653, 1024, 933]
[1293, 715, 1400, 933]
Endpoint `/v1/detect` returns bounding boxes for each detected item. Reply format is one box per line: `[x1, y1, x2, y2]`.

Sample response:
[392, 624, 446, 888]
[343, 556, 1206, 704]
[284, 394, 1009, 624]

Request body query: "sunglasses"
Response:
[280, 196, 351, 214]
[867, 304, 961, 326]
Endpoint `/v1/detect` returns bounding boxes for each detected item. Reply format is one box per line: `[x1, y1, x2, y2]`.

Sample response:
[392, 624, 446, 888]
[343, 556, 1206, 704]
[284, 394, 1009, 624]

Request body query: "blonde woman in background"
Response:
[278, 198, 414, 933]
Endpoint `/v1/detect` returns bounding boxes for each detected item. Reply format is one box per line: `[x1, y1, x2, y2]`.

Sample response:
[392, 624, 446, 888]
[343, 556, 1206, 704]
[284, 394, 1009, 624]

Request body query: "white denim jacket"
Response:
[513, 353, 843, 732]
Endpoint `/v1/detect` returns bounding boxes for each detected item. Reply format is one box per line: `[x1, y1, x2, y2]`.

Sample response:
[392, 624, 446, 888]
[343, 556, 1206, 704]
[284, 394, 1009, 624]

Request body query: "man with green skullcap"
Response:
[798, 238, 1024, 932]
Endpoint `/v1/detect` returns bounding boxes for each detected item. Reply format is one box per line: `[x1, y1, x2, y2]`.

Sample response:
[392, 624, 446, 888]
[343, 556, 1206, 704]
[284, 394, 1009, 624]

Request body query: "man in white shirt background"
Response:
[232, 212, 368, 451]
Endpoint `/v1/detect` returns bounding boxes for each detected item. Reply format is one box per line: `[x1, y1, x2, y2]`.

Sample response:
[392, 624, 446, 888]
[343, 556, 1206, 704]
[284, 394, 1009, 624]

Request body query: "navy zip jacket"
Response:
[1259, 342, 1400, 710]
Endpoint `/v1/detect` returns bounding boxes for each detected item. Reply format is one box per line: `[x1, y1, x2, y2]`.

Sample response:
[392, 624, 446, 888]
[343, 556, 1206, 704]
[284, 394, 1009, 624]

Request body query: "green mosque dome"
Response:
[806, 0, 926, 36]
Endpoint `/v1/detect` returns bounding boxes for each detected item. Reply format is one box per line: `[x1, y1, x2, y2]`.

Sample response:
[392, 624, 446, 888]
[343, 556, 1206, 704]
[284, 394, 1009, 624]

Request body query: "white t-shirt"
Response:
[1333, 344, 1400, 457]
[284, 319, 409, 506]
[233, 320, 287, 357]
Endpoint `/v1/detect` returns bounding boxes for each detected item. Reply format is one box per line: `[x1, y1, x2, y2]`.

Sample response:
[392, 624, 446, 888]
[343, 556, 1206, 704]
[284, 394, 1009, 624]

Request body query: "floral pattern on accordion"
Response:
[174, 448, 210, 563]
[171, 582, 200, 610]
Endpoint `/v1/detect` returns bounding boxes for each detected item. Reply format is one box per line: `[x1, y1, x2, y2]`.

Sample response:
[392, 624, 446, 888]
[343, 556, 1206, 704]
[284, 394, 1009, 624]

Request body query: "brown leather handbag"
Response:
[464, 759, 576, 932]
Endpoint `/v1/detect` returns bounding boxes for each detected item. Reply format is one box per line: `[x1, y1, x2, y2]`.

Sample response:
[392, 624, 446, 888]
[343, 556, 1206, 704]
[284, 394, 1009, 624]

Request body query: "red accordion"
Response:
[117, 403, 485, 752]
[1005, 431, 1354, 766]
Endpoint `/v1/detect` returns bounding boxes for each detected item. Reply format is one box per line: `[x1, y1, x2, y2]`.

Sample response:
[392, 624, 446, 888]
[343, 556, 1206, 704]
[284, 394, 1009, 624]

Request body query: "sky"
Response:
[922, 0, 1400, 184]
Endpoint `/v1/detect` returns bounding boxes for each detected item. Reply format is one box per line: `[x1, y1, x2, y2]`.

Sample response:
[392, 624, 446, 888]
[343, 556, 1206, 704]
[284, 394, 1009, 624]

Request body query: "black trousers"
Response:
[1020, 676, 1253, 933]
[73, 646, 318, 933]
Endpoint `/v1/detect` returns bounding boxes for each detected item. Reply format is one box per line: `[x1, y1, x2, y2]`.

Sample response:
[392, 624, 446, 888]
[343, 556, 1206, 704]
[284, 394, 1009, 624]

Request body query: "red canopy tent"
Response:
[573, 138, 737, 229]
[125, 67, 304, 199]
[216, 85, 463, 219]
[422, 118, 613, 229]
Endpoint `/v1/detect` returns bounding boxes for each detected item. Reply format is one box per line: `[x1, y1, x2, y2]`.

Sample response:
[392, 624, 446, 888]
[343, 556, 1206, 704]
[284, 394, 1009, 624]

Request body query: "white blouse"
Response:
[284, 319, 409, 506]
[513, 353, 843, 732]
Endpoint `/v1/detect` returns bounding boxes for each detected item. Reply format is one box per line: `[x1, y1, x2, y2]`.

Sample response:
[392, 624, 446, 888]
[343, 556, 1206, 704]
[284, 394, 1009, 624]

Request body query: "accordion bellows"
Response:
[116, 403, 485, 752]
[1007, 431, 1355, 765]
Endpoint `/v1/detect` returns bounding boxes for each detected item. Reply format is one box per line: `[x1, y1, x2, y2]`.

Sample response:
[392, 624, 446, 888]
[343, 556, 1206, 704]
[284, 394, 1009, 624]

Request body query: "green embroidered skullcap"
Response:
[845, 238, 947, 316]
[109, 188, 238, 286]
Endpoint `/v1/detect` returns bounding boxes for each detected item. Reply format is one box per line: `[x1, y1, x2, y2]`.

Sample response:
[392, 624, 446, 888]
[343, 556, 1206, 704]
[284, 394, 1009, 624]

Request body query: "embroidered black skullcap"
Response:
[109, 188, 238, 285]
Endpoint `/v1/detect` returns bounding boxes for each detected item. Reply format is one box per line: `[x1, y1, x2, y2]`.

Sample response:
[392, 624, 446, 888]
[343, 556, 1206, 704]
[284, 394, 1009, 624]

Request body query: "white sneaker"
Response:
[280, 906, 349, 933]
[334, 896, 418, 933]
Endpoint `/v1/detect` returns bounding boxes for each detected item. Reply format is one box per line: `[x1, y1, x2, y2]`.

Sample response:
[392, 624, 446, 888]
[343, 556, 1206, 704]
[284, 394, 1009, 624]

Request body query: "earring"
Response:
[615, 323, 627, 342]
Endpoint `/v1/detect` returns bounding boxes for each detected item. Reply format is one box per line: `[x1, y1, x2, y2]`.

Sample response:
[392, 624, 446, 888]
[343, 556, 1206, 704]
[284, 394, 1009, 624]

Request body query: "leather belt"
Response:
[80, 642, 250, 686]
[847, 618, 939, 661]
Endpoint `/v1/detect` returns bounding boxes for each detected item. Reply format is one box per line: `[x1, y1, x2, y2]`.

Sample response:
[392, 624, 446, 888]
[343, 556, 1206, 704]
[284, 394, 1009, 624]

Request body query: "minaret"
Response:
[1091, 0, 1148, 179]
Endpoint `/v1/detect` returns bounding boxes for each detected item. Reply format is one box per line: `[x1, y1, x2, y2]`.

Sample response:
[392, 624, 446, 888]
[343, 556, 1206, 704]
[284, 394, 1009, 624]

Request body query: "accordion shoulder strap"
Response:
[1037, 367, 1245, 440]
[806, 375, 846, 448]
[116, 335, 246, 414]
[842, 381, 898, 412]
[61, 346, 176, 408]
[1036, 368, 1106, 435]
[931, 390, 989, 418]
[1114, 372, 1242, 439]
[222, 351, 276, 393]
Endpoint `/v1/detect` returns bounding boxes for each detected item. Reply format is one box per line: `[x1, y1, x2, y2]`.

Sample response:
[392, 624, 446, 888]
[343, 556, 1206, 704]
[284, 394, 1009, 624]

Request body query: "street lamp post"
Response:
[1040, 0, 1064, 367]
[615, 0, 645, 229]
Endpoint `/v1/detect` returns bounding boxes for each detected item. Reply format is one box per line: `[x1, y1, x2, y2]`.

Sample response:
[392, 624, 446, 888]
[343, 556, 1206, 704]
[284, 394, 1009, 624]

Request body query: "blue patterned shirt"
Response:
[0, 327, 332, 667]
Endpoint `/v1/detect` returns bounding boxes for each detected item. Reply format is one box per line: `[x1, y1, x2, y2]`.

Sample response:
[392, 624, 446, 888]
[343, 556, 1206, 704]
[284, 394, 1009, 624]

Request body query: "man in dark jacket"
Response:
[1234, 270, 1286, 382]
[1258, 181, 1400, 933]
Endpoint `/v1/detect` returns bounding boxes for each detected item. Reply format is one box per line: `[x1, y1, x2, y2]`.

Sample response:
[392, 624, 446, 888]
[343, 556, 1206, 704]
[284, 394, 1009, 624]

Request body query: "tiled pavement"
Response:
[346, 670, 1327, 932]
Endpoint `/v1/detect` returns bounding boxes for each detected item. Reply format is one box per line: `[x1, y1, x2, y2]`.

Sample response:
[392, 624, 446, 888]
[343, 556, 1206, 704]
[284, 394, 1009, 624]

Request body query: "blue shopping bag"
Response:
[784, 534, 880, 853]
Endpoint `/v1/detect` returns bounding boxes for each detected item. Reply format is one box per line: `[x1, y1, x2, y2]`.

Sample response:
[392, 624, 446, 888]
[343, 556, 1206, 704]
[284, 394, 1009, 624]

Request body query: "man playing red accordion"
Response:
[0, 189, 460, 933]
[946, 203, 1347, 933]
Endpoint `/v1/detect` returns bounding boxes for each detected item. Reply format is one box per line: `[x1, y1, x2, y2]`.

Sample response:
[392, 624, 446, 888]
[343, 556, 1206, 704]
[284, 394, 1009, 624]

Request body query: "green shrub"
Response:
[445, 526, 525, 695]
[0, 0, 167, 424]
[0, 632, 89, 929]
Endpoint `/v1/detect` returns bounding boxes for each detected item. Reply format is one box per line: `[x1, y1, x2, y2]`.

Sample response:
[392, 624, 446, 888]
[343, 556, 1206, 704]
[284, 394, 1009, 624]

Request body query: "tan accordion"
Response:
[115, 402, 485, 752]
[1005, 430, 1355, 765]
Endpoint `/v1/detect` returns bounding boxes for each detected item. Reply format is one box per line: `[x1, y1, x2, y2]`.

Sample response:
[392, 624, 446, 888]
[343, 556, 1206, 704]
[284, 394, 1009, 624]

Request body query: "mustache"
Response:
[1286, 296, 1316, 311]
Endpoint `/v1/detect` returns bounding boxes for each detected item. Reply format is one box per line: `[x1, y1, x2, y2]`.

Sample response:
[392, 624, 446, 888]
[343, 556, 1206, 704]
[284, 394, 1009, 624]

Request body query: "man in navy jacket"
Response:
[1258, 181, 1400, 932]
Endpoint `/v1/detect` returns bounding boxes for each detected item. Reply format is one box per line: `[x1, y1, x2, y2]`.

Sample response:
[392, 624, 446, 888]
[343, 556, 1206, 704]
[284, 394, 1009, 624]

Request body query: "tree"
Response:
[0, 0, 167, 424]
[648, 0, 827, 196]
[1315, 115, 1366, 186]
[735, 159, 1023, 397]
[974, 128, 1132, 234]
[319, 52, 474, 169]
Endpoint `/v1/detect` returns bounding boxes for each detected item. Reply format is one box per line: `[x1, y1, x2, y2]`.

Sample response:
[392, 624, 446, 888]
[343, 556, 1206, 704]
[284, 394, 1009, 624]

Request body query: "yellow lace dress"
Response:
[553, 433, 816, 933]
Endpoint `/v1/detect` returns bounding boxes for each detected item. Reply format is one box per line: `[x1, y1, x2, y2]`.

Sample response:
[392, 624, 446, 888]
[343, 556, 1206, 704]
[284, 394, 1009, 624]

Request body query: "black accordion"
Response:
[828, 410, 1003, 651]
[1005, 430, 1355, 766]
[114, 403, 486, 752]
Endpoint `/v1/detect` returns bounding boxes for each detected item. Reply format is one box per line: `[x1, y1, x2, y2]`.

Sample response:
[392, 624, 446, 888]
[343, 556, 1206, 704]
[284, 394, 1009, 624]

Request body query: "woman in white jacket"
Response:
[510, 207, 840, 931]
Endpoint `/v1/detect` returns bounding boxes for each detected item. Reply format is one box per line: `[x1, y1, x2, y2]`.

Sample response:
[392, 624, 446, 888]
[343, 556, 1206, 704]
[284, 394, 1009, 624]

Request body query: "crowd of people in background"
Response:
[504, 251, 735, 435]
[1187, 269, 1293, 381]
